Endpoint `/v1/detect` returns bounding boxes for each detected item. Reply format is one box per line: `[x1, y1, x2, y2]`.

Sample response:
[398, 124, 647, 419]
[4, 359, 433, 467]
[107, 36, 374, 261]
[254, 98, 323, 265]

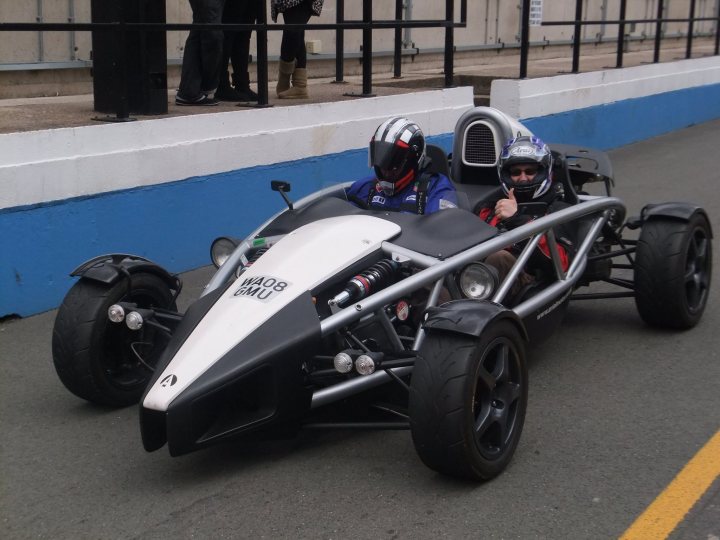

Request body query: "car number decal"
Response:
[234, 275, 291, 302]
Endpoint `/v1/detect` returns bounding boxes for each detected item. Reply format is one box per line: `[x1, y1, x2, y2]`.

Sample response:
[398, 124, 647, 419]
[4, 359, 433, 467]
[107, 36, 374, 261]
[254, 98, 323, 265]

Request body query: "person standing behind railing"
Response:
[216, 0, 259, 102]
[176, 0, 226, 106]
[270, 0, 324, 99]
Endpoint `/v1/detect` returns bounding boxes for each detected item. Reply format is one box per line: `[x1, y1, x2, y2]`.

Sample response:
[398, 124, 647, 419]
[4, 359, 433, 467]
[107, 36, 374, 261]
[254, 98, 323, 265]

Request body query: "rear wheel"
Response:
[409, 321, 528, 481]
[635, 215, 712, 329]
[52, 272, 177, 407]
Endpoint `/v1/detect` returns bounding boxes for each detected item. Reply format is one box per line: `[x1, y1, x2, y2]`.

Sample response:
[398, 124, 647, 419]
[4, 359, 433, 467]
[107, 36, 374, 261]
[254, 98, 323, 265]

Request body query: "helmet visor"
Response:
[371, 140, 410, 183]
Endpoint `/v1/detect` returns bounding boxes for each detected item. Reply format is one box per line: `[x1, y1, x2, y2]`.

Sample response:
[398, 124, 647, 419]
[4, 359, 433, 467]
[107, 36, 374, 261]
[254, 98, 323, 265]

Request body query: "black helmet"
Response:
[369, 117, 426, 196]
[497, 135, 553, 201]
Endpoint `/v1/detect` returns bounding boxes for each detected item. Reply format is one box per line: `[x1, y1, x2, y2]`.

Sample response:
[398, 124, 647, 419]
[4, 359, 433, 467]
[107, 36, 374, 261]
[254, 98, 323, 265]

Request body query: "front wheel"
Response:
[409, 320, 528, 481]
[634, 214, 712, 329]
[52, 272, 177, 407]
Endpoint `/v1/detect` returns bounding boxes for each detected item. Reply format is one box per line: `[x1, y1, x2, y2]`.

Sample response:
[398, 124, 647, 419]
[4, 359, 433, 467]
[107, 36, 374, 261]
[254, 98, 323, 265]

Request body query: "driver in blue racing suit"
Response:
[346, 117, 458, 214]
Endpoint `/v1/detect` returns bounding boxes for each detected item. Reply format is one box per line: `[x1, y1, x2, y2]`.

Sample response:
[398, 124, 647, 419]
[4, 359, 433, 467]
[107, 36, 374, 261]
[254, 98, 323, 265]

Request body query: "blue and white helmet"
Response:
[497, 135, 553, 201]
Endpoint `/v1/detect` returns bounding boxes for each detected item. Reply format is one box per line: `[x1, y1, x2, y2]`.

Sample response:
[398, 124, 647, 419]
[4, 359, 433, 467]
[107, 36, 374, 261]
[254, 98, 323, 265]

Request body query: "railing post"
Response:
[394, 0, 402, 78]
[117, 21, 130, 120]
[654, 0, 664, 63]
[93, 18, 134, 123]
[37, 0, 44, 62]
[519, 0, 530, 78]
[686, 0, 696, 59]
[256, 0, 270, 107]
[346, 0, 374, 97]
[616, 0, 627, 68]
[716, 2, 720, 55]
[92, 18, 133, 123]
[361, 0, 373, 96]
[571, 0, 583, 73]
[335, 0, 344, 82]
[444, 0, 454, 86]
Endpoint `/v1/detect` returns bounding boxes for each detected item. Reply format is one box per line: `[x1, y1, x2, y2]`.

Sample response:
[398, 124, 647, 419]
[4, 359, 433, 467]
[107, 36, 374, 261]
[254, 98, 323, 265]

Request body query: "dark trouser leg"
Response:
[280, 1, 312, 68]
[218, 0, 258, 99]
[178, 29, 203, 99]
[178, 0, 225, 98]
[196, 0, 225, 93]
[217, 0, 238, 99]
[223, 0, 256, 76]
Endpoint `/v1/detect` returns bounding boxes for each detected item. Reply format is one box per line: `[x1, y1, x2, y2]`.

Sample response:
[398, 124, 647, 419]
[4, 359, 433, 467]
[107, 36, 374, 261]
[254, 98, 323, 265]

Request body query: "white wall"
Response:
[0, 87, 473, 210]
[491, 55, 720, 120]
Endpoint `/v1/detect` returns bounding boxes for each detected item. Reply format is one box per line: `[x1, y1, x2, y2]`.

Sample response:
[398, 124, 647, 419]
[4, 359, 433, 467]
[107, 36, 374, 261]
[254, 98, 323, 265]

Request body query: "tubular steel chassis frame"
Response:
[203, 185, 627, 413]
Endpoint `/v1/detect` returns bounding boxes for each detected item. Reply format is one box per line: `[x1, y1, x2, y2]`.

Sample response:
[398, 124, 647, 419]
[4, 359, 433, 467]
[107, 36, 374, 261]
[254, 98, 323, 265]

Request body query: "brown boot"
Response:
[278, 68, 309, 99]
[276, 60, 295, 97]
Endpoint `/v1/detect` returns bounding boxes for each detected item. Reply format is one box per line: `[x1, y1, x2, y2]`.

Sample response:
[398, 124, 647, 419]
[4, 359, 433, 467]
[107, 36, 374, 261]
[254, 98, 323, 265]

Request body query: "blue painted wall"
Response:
[522, 83, 720, 150]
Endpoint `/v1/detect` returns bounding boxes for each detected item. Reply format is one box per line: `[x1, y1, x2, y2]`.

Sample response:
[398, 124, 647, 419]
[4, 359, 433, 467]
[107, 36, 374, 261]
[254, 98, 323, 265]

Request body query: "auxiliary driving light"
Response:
[108, 304, 125, 323]
[459, 262, 499, 300]
[210, 236, 239, 268]
[125, 311, 144, 331]
[355, 354, 376, 375]
[333, 352, 354, 374]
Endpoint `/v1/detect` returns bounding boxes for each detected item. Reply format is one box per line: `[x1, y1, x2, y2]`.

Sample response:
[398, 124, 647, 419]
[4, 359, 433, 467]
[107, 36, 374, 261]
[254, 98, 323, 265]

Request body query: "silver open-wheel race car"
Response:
[51, 106, 713, 481]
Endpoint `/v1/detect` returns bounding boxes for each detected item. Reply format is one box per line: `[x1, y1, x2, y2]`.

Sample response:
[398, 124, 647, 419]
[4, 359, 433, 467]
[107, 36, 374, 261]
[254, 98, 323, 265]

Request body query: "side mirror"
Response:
[271, 180, 291, 193]
[271, 180, 294, 210]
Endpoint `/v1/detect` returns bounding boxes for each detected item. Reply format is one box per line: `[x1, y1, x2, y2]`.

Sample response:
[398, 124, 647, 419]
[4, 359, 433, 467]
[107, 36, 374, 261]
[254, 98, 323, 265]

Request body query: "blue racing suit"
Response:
[346, 172, 458, 215]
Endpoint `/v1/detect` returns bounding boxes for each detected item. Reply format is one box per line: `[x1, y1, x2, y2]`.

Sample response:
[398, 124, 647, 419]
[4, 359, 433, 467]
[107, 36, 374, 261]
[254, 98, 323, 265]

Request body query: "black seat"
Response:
[425, 144, 473, 211]
[550, 150, 580, 205]
[425, 144, 451, 178]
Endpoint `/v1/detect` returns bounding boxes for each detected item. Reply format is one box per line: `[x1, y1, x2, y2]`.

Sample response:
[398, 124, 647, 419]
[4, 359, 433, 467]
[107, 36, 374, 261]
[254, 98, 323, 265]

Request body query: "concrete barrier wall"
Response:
[0, 88, 473, 317]
[491, 56, 720, 149]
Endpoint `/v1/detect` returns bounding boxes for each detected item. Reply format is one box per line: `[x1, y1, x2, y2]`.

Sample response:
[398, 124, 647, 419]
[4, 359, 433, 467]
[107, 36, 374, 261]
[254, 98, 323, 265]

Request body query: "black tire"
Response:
[409, 321, 528, 481]
[635, 215, 712, 329]
[52, 272, 176, 407]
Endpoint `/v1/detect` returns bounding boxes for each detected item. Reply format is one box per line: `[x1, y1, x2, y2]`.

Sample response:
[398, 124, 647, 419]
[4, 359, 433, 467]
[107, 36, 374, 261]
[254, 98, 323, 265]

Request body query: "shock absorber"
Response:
[328, 259, 400, 308]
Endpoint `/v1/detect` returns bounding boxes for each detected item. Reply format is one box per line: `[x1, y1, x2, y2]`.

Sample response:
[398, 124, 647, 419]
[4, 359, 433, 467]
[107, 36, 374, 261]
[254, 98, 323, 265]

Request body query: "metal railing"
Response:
[0, 0, 467, 120]
[2, 0, 719, 116]
[519, 0, 720, 78]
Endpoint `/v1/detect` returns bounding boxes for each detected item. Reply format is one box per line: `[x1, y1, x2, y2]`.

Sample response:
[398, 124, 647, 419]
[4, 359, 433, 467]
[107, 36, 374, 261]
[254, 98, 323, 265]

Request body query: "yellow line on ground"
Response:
[619, 429, 720, 540]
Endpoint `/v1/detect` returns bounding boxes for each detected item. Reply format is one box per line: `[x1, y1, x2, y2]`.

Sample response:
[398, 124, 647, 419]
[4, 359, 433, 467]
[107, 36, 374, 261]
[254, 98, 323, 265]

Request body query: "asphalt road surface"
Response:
[2, 119, 719, 540]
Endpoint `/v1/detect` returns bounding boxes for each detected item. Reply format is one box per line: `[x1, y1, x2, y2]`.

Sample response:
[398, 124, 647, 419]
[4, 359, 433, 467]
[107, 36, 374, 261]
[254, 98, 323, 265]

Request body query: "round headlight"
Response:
[125, 311, 144, 331]
[333, 352, 353, 374]
[355, 354, 376, 376]
[210, 236, 239, 268]
[108, 304, 125, 323]
[459, 263, 499, 300]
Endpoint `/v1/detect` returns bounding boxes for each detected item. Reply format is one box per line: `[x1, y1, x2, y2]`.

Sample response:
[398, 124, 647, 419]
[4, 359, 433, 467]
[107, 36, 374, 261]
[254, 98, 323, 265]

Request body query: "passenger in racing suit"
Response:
[346, 117, 458, 215]
[476, 135, 577, 297]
